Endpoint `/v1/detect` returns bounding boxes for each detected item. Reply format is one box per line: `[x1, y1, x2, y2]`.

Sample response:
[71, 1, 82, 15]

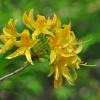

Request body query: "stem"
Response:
[0, 61, 29, 81]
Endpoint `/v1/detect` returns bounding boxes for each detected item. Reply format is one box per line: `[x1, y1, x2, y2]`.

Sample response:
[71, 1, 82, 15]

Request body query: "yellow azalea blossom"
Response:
[0, 19, 20, 54]
[49, 49, 82, 88]
[62, 23, 83, 54]
[48, 22, 83, 88]
[0, 9, 85, 88]
[23, 9, 54, 39]
[47, 14, 61, 31]
[49, 29, 62, 64]
[48, 55, 74, 88]
[6, 30, 37, 64]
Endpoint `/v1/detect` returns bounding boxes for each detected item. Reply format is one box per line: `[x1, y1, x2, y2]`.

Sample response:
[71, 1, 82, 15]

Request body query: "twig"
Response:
[0, 61, 29, 81]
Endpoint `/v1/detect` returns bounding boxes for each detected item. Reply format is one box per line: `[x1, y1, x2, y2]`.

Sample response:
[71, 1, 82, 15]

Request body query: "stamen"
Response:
[80, 63, 96, 67]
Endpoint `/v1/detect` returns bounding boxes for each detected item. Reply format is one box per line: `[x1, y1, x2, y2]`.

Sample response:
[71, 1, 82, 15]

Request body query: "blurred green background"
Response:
[0, 0, 100, 100]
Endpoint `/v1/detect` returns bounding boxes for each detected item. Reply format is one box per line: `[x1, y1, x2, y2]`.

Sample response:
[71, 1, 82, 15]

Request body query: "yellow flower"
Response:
[0, 9, 84, 88]
[48, 55, 74, 88]
[0, 19, 20, 54]
[62, 23, 83, 54]
[47, 14, 61, 31]
[6, 30, 37, 64]
[49, 48, 82, 88]
[23, 9, 54, 39]
[49, 29, 62, 64]
[48, 22, 83, 88]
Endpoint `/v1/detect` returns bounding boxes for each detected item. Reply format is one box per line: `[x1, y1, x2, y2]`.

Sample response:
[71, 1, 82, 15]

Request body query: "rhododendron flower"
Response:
[0, 9, 87, 88]
[48, 23, 83, 88]
[0, 19, 20, 54]
[23, 9, 54, 39]
[6, 30, 37, 64]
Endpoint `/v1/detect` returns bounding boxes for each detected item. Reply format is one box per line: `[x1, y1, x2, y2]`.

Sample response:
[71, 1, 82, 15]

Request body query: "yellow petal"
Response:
[23, 11, 33, 29]
[48, 66, 54, 77]
[61, 66, 73, 85]
[61, 52, 75, 57]
[15, 29, 35, 47]
[7, 19, 18, 36]
[52, 14, 61, 28]
[36, 15, 46, 25]
[54, 75, 62, 88]
[72, 56, 81, 69]
[28, 9, 34, 21]
[49, 28, 62, 49]
[54, 66, 59, 80]
[47, 14, 61, 30]
[23, 12, 29, 24]
[6, 47, 25, 59]
[0, 39, 13, 54]
[0, 34, 9, 43]
[71, 56, 78, 64]
[54, 80, 59, 88]
[28, 9, 35, 29]
[75, 43, 83, 54]
[32, 30, 40, 40]
[76, 63, 80, 69]
[50, 50, 56, 64]
[44, 30, 54, 37]
[3, 28, 11, 37]
[25, 49, 33, 65]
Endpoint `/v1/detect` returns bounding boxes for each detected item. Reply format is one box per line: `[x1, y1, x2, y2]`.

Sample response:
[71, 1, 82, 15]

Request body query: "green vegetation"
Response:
[0, 0, 100, 100]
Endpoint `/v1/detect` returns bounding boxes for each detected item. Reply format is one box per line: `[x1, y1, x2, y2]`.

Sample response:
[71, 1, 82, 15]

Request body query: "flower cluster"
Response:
[0, 9, 83, 88]
[48, 23, 82, 88]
